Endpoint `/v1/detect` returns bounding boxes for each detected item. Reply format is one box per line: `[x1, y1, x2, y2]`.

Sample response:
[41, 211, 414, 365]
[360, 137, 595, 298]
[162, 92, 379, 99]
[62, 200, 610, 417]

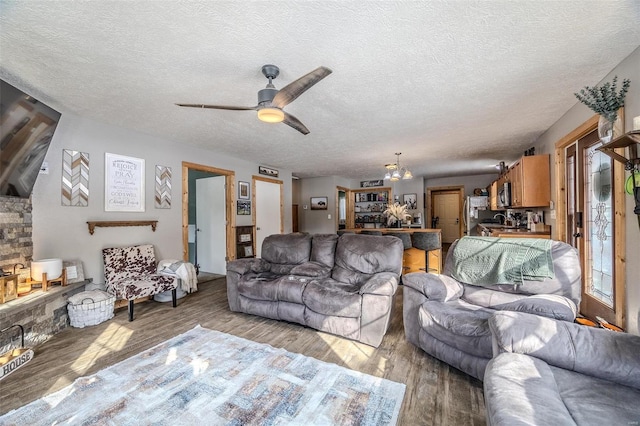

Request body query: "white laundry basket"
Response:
[68, 290, 115, 328]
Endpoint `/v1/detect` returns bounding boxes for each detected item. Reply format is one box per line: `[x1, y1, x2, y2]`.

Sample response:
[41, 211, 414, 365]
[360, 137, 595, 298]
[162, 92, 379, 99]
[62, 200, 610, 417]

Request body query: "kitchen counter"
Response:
[476, 223, 551, 239]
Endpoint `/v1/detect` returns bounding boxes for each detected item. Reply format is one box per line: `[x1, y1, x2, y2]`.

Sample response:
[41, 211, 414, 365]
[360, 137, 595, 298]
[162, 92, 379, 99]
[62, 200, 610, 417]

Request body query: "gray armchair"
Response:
[403, 237, 581, 380]
[485, 311, 640, 425]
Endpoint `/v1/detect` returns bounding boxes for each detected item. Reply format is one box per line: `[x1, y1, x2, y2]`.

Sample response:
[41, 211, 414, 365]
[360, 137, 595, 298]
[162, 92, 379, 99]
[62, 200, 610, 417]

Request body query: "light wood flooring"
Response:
[1, 277, 486, 425]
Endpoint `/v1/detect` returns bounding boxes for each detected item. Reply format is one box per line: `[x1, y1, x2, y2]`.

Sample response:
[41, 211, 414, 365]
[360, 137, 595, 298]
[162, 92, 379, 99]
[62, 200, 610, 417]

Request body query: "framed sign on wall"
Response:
[105, 153, 145, 212]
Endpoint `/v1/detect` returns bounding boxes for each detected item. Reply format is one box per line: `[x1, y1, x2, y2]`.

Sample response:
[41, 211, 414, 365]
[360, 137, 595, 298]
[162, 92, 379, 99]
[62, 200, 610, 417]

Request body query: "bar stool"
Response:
[387, 232, 413, 278]
[360, 230, 383, 236]
[411, 232, 442, 273]
[337, 230, 355, 236]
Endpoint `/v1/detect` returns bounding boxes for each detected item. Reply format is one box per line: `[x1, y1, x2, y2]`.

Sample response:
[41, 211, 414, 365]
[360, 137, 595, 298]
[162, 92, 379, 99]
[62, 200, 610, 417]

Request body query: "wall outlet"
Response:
[327, 214, 332, 220]
[550, 209, 556, 219]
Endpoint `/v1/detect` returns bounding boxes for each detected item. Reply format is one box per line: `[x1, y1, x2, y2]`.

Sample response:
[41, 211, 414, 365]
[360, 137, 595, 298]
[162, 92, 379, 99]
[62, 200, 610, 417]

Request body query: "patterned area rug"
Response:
[1, 325, 405, 425]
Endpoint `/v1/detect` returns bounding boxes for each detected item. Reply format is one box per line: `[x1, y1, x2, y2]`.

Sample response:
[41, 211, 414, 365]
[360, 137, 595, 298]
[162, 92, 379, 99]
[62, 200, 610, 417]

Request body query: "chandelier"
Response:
[383, 152, 413, 181]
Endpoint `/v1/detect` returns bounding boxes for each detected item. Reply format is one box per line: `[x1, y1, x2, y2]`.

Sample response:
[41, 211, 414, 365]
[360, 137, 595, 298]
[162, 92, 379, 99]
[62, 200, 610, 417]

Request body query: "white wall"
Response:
[425, 174, 497, 197]
[299, 176, 350, 234]
[531, 47, 640, 334]
[32, 113, 292, 284]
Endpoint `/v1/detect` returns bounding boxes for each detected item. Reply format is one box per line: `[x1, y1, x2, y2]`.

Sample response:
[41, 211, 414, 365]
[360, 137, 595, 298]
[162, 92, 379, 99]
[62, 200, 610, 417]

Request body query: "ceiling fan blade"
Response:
[175, 103, 257, 111]
[282, 111, 310, 135]
[271, 66, 332, 109]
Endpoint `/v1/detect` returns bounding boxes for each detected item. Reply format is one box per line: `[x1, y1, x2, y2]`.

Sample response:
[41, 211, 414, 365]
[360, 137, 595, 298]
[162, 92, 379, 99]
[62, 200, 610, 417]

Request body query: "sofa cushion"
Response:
[310, 234, 339, 268]
[419, 299, 493, 358]
[551, 365, 640, 425]
[261, 233, 312, 273]
[303, 279, 362, 318]
[237, 274, 309, 304]
[331, 234, 403, 286]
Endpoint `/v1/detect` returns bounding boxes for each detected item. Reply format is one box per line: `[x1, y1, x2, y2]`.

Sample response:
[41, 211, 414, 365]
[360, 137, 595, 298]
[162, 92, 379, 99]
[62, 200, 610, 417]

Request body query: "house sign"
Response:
[360, 179, 384, 188]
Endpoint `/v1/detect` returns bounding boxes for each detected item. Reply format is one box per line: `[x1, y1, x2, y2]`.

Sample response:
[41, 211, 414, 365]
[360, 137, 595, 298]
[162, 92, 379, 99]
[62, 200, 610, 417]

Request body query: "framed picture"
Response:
[403, 193, 418, 210]
[63, 260, 85, 284]
[104, 153, 145, 212]
[237, 200, 251, 215]
[244, 245, 254, 257]
[238, 181, 250, 199]
[310, 196, 328, 210]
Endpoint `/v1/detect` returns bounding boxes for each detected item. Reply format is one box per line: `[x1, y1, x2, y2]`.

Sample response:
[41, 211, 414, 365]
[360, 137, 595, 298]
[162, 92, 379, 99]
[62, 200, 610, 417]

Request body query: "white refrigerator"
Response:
[463, 196, 493, 236]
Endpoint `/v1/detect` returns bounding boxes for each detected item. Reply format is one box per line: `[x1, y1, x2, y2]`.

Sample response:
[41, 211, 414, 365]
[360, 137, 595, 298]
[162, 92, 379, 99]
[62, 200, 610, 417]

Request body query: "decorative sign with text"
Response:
[360, 179, 384, 188]
[105, 153, 145, 212]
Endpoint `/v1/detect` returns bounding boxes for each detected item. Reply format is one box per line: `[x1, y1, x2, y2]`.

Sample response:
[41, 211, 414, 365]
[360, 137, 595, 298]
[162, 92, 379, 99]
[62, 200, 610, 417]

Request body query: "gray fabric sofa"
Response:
[485, 311, 640, 425]
[226, 232, 404, 347]
[402, 237, 581, 380]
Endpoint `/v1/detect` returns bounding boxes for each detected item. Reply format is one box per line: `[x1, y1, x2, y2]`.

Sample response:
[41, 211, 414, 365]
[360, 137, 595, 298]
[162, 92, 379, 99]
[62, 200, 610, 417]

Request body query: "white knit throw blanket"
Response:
[157, 259, 198, 293]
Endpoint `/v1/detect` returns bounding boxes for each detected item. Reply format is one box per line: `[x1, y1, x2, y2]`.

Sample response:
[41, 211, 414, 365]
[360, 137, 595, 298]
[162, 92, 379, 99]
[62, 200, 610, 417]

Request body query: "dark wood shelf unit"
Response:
[235, 225, 255, 259]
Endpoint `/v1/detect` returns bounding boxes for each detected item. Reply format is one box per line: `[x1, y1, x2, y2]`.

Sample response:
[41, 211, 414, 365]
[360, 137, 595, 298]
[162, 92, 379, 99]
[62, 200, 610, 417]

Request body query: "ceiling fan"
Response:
[176, 65, 332, 135]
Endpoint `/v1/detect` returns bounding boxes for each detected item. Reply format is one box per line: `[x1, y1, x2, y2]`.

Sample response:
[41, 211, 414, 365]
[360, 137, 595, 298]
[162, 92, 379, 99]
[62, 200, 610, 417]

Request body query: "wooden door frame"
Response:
[252, 175, 284, 234]
[181, 162, 235, 262]
[336, 185, 350, 232]
[554, 113, 626, 327]
[426, 185, 464, 237]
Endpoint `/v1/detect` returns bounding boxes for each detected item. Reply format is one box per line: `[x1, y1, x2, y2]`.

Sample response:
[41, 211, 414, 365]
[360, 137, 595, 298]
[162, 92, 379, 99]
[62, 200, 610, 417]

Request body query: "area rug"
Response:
[1, 325, 405, 425]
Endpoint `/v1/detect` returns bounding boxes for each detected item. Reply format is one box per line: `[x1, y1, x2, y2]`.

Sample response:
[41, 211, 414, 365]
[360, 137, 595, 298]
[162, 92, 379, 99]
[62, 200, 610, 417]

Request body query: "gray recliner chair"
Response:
[485, 311, 640, 425]
[402, 237, 581, 380]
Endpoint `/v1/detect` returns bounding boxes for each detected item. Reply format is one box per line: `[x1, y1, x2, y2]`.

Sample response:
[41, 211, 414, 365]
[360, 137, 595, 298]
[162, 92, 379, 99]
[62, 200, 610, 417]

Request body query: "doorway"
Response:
[555, 115, 626, 327]
[336, 186, 349, 231]
[253, 176, 283, 257]
[427, 186, 464, 244]
[182, 162, 235, 269]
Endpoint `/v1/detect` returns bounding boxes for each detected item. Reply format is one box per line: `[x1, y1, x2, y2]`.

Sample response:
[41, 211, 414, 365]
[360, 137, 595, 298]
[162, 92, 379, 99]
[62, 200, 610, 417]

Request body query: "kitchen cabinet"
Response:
[491, 154, 550, 208]
[508, 154, 550, 208]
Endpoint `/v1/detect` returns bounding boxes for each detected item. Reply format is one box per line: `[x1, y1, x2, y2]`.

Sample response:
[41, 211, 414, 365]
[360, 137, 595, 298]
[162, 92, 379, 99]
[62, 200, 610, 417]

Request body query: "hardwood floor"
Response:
[0, 278, 486, 425]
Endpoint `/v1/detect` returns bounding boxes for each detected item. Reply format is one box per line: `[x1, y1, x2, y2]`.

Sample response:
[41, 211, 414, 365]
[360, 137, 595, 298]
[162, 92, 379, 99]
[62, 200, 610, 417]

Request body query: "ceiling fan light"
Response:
[402, 169, 413, 180]
[257, 107, 284, 123]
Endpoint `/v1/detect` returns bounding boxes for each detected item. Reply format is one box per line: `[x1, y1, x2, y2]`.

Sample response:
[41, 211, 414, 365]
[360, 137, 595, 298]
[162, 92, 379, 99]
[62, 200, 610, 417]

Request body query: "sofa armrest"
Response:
[402, 272, 463, 302]
[289, 261, 332, 278]
[359, 272, 399, 296]
[491, 294, 577, 322]
[489, 311, 640, 390]
[226, 258, 270, 275]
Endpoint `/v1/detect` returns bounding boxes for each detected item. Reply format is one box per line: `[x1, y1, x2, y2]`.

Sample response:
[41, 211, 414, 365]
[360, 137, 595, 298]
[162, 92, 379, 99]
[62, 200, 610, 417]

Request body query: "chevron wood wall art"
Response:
[61, 150, 89, 206]
[155, 165, 171, 209]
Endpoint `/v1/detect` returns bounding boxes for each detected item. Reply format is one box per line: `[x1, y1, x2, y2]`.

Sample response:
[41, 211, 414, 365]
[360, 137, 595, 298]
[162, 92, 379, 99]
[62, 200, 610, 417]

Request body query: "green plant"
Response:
[574, 76, 630, 122]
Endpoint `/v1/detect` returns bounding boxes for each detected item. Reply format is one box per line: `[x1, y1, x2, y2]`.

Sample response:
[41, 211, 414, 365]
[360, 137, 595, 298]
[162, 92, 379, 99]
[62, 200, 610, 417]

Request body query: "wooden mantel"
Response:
[86, 220, 158, 235]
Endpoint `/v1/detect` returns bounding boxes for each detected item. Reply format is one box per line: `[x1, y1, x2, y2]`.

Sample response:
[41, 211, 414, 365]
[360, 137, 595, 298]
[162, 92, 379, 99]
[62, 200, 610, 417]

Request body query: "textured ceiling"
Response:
[1, 1, 639, 179]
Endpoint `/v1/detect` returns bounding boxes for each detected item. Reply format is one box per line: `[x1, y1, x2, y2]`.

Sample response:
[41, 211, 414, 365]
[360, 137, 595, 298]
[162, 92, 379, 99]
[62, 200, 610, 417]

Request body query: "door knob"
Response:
[455, 218, 459, 224]
[573, 232, 582, 238]
[257, 227, 261, 230]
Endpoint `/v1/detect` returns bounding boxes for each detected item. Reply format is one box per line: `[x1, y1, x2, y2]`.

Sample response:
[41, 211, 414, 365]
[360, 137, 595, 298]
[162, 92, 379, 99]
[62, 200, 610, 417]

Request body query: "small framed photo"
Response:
[237, 200, 251, 215]
[63, 260, 85, 284]
[403, 193, 417, 210]
[239, 233, 251, 243]
[238, 181, 250, 199]
[310, 196, 328, 210]
[244, 245, 254, 257]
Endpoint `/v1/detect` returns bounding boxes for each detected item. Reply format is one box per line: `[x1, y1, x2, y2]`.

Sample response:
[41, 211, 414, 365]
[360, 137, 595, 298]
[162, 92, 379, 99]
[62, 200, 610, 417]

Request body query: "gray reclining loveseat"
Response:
[226, 232, 404, 347]
[485, 311, 640, 425]
[402, 237, 581, 380]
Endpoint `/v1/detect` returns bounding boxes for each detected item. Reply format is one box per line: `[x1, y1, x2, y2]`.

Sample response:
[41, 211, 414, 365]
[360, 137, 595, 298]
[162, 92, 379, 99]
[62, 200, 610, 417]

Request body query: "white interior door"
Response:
[196, 176, 226, 274]
[433, 192, 461, 243]
[255, 179, 282, 257]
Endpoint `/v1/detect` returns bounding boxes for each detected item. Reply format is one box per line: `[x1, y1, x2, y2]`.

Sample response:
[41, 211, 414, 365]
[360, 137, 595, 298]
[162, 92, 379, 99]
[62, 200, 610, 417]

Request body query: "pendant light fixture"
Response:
[383, 152, 413, 181]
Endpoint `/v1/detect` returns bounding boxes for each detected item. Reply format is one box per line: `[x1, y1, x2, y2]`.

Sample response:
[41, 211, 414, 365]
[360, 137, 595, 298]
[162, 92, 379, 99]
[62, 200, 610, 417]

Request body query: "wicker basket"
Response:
[68, 290, 115, 328]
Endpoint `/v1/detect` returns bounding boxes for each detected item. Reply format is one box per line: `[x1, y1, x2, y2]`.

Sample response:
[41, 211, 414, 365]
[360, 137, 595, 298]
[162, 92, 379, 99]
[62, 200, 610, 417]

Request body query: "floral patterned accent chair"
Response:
[102, 244, 178, 321]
